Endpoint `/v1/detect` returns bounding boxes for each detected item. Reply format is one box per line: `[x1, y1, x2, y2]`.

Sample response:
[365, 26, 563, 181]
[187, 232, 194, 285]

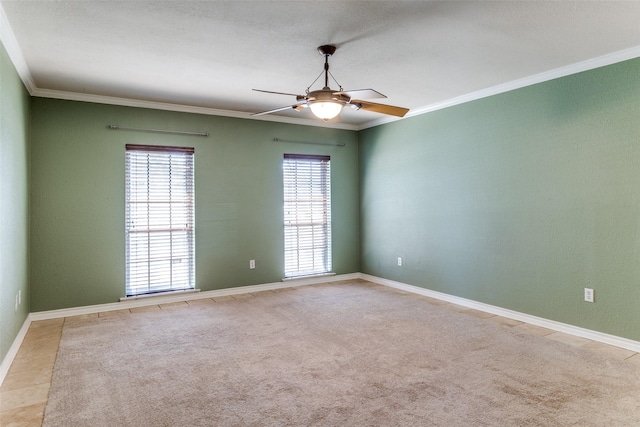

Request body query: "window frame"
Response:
[283, 153, 332, 278]
[125, 144, 195, 296]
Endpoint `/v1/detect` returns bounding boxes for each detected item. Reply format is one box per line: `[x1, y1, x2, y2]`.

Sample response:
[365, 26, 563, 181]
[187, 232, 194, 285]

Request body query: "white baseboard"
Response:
[360, 273, 640, 353]
[0, 316, 31, 386]
[0, 273, 360, 387]
[3, 271, 637, 388]
[28, 273, 361, 321]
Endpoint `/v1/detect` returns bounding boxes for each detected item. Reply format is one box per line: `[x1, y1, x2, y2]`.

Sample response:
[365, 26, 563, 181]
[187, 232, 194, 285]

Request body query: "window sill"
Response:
[282, 272, 336, 282]
[120, 288, 200, 302]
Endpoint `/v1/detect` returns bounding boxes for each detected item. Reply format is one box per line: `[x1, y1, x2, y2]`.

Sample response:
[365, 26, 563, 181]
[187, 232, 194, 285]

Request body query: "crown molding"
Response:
[3, 2, 639, 133]
[31, 88, 359, 131]
[0, 3, 357, 132]
[0, 2, 36, 93]
[358, 44, 640, 130]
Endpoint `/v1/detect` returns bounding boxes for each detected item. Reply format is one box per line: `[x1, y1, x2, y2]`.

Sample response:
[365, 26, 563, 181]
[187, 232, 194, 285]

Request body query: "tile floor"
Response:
[1, 283, 638, 426]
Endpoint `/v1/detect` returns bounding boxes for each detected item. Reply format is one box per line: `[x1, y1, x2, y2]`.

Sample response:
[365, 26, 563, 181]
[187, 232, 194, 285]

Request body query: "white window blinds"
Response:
[283, 154, 332, 278]
[125, 144, 195, 296]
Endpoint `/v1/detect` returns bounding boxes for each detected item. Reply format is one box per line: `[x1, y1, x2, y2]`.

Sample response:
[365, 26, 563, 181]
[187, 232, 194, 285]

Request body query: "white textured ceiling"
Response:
[2, 1, 640, 129]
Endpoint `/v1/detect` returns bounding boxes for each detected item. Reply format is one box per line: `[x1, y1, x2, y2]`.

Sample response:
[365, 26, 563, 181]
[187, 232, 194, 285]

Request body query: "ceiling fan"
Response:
[252, 45, 409, 121]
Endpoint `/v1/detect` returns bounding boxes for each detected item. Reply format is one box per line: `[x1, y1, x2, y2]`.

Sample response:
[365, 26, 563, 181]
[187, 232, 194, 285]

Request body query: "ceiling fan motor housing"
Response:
[308, 89, 350, 103]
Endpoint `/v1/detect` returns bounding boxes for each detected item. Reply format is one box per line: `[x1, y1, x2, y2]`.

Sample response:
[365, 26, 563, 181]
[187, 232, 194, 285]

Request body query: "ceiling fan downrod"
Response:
[318, 45, 336, 89]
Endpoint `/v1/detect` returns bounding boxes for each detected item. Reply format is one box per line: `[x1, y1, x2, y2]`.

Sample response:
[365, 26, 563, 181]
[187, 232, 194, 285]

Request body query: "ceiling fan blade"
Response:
[251, 103, 306, 117]
[253, 89, 306, 98]
[337, 89, 387, 99]
[352, 100, 409, 117]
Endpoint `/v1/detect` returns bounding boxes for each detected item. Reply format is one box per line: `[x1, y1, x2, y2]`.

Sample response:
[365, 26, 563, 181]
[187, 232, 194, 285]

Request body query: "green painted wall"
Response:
[4, 42, 639, 352]
[30, 99, 359, 311]
[0, 43, 31, 362]
[360, 58, 640, 341]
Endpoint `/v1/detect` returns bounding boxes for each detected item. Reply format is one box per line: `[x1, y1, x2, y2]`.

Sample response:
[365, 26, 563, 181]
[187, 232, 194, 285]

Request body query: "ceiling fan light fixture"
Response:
[309, 101, 343, 120]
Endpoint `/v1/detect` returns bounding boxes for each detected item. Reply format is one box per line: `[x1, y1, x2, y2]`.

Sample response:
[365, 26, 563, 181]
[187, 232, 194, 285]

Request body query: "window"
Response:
[283, 154, 332, 278]
[125, 144, 195, 296]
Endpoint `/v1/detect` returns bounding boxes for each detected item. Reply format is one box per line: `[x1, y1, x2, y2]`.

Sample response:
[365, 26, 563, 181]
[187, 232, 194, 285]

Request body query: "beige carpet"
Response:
[43, 281, 640, 426]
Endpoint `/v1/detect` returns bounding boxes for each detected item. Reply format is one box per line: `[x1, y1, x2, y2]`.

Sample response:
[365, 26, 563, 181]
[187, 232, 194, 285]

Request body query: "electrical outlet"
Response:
[18, 290, 21, 305]
[397, 257, 402, 267]
[249, 259, 255, 269]
[584, 288, 594, 303]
